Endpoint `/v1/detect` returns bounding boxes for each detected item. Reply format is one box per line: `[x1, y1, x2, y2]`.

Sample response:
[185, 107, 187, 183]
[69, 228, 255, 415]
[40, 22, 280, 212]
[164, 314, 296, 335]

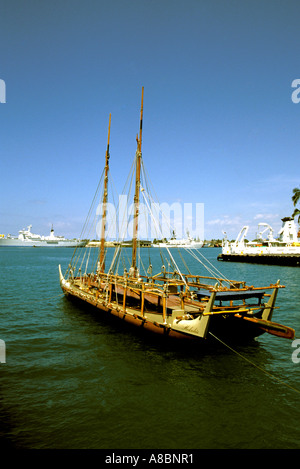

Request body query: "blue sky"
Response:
[1, 0, 300, 240]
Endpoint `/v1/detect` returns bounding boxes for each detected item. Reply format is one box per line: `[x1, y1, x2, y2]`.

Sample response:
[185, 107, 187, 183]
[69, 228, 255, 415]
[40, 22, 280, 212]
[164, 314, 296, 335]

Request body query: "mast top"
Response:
[137, 86, 144, 153]
[99, 113, 112, 273]
[131, 87, 144, 276]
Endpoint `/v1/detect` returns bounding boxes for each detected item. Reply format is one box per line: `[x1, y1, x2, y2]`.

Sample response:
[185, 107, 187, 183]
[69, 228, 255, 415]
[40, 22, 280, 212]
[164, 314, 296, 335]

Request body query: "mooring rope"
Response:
[209, 332, 300, 395]
[5, 292, 299, 395]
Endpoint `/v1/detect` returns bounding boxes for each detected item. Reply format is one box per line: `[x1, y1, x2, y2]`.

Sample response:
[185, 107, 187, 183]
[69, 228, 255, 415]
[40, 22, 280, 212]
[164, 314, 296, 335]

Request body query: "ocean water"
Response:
[0, 247, 299, 450]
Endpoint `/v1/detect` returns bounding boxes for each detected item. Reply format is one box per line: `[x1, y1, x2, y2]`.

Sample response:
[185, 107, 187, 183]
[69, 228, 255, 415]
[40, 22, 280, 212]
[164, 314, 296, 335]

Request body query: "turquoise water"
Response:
[0, 247, 299, 449]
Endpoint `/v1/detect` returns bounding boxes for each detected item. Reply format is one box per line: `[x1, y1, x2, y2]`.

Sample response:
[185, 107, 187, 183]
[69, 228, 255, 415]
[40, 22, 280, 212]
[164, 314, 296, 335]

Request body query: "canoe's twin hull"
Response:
[59, 264, 294, 343]
[61, 285, 202, 341]
[60, 282, 278, 344]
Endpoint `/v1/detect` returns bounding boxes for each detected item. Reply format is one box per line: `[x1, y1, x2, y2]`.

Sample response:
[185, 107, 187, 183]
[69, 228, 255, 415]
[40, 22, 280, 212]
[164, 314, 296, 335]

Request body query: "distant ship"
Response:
[153, 231, 203, 249]
[218, 217, 300, 266]
[0, 225, 87, 248]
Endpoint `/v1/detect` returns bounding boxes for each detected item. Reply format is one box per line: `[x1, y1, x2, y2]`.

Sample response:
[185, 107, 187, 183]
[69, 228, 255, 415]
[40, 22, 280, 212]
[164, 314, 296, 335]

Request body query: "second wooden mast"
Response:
[131, 87, 144, 277]
[99, 113, 111, 273]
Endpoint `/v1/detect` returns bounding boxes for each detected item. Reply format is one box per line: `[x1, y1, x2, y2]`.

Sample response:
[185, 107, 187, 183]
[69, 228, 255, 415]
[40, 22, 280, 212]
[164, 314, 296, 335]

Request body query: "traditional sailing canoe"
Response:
[59, 88, 295, 344]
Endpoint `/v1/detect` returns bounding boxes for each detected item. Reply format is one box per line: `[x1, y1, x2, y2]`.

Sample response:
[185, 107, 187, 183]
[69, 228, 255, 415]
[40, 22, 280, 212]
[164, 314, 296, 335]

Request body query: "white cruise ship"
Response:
[0, 225, 87, 248]
[153, 231, 203, 249]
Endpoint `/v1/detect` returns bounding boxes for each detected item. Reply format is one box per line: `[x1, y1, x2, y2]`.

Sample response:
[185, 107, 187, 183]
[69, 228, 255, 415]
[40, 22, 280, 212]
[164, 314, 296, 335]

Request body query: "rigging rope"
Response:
[185, 247, 236, 287]
[67, 168, 106, 274]
[138, 182, 233, 286]
[209, 332, 300, 395]
[140, 187, 187, 286]
[177, 249, 192, 275]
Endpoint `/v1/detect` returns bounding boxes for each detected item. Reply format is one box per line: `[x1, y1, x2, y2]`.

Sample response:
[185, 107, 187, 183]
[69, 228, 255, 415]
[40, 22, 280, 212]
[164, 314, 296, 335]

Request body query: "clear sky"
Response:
[1, 0, 300, 241]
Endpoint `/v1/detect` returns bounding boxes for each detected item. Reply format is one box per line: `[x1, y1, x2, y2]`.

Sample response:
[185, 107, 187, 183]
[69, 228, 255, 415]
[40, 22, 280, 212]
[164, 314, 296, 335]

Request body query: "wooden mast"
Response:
[131, 87, 144, 277]
[99, 113, 111, 273]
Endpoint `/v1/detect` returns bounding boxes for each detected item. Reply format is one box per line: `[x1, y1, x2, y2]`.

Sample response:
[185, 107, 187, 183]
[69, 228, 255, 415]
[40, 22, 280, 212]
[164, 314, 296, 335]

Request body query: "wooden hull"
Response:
[60, 282, 291, 344]
[59, 262, 294, 345]
[61, 284, 197, 341]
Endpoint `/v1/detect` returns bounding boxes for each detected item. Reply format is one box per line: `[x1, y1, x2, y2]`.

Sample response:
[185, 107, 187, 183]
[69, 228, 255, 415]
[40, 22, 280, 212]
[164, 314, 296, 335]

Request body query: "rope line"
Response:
[209, 332, 300, 395]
